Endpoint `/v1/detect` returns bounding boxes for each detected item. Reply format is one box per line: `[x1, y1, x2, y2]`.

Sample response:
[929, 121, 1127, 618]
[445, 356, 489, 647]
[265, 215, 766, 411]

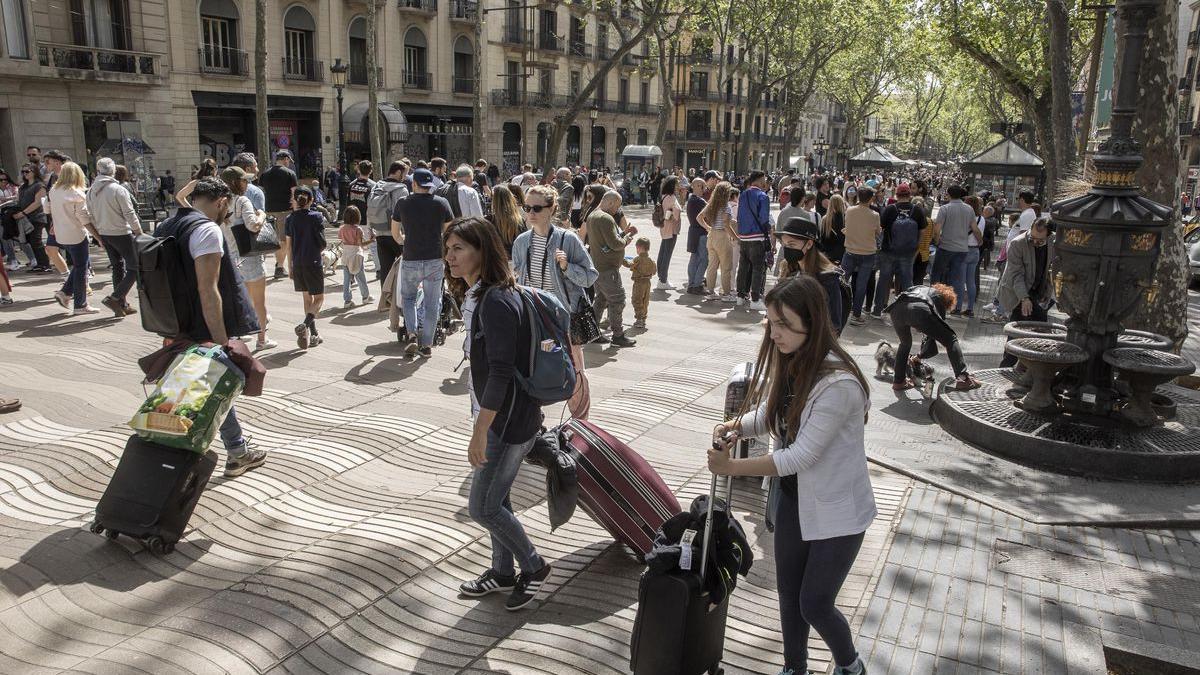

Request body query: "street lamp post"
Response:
[837, 142, 849, 172]
[330, 58, 350, 217]
[589, 104, 599, 169]
[813, 136, 828, 173]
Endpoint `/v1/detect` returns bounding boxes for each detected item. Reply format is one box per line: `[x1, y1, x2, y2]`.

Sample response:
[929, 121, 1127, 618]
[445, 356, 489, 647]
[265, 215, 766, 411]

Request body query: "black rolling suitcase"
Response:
[91, 435, 217, 554]
[629, 473, 734, 675]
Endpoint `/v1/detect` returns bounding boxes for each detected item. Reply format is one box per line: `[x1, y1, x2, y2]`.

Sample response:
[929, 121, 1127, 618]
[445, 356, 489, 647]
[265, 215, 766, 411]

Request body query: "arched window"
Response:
[348, 16, 368, 84]
[403, 27, 429, 89]
[566, 126, 581, 165]
[199, 0, 240, 73]
[503, 122, 522, 173]
[453, 36, 473, 94]
[591, 126, 606, 168]
[283, 5, 316, 80]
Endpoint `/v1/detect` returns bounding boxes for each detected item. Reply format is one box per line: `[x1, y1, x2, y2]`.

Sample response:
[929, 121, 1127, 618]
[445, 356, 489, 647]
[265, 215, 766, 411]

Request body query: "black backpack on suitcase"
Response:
[92, 435, 217, 554]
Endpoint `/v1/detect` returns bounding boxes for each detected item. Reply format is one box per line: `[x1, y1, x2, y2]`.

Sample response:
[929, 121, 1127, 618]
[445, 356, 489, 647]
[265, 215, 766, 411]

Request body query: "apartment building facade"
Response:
[1180, 0, 1200, 201]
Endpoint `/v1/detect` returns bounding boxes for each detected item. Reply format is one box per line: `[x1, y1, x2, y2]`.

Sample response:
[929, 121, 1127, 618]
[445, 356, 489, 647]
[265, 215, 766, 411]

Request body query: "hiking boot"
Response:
[505, 562, 552, 611]
[611, 335, 637, 348]
[101, 295, 124, 317]
[459, 569, 516, 597]
[295, 321, 311, 349]
[224, 443, 267, 477]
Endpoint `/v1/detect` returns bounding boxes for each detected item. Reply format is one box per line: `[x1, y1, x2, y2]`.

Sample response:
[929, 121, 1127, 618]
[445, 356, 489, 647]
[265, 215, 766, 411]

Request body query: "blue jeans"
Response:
[468, 429, 544, 577]
[872, 250, 914, 314]
[59, 240, 90, 308]
[958, 248, 981, 311]
[219, 407, 248, 458]
[342, 266, 370, 304]
[937, 250, 968, 305]
[839, 252, 876, 317]
[400, 258, 444, 348]
[688, 234, 709, 289]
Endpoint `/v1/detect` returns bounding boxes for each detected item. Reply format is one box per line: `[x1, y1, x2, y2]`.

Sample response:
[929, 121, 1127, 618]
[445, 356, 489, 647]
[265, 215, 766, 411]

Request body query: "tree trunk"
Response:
[1047, 0, 1078, 189]
[367, 0, 382, 171]
[653, 35, 674, 148]
[255, 0, 269, 160]
[1123, 0, 1189, 349]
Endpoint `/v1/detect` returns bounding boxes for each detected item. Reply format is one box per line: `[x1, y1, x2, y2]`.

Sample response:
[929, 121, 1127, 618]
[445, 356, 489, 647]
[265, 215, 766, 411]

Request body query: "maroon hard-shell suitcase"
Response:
[558, 418, 682, 557]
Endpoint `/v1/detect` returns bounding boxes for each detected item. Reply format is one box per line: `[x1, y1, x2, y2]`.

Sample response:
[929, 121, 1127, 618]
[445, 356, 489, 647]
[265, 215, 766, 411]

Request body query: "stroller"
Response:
[397, 285, 464, 347]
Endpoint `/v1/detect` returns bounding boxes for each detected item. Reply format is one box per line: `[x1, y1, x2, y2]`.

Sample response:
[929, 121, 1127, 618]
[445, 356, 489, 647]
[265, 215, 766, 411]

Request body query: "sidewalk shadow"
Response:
[330, 310, 388, 327]
[344, 344, 428, 385]
[4, 314, 122, 338]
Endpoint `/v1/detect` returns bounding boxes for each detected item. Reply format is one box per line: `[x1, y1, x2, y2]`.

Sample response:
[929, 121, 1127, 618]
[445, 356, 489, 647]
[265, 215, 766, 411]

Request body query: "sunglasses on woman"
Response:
[522, 204, 549, 214]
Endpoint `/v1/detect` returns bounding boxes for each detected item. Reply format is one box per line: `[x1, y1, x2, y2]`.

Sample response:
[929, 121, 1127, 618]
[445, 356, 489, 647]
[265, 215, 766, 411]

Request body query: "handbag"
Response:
[569, 293, 602, 345]
[231, 216, 281, 256]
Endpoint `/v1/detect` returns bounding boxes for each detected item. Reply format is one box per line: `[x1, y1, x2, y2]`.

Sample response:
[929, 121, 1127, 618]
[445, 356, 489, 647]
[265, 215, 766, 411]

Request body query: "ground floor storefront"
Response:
[191, 92, 324, 180]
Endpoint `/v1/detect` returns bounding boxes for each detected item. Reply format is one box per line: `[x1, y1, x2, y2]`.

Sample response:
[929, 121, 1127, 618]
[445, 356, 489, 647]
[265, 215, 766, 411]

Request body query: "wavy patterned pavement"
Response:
[0, 214, 913, 674]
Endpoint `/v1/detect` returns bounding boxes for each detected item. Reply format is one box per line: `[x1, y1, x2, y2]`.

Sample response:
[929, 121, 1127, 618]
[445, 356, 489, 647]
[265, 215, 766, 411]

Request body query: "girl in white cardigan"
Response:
[710, 274, 875, 675]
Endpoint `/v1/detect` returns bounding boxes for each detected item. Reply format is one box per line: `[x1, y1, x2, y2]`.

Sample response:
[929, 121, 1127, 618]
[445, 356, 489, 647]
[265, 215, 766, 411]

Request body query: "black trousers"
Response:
[375, 234, 403, 291]
[890, 301, 970, 382]
[100, 233, 138, 302]
[912, 256, 929, 286]
[736, 240, 768, 301]
[999, 302, 1049, 367]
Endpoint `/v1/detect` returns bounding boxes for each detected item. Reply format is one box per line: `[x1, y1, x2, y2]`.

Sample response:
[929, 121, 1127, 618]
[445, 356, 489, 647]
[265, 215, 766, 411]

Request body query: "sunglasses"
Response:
[522, 204, 549, 214]
[20, 170, 32, 174]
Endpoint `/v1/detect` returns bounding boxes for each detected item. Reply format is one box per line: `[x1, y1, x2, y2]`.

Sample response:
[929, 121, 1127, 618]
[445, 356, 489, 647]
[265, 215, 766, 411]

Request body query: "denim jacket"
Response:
[510, 226, 598, 311]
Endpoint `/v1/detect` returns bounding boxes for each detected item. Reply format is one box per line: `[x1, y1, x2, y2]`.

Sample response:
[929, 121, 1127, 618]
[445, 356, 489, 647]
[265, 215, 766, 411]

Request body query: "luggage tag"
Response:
[679, 529, 697, 570]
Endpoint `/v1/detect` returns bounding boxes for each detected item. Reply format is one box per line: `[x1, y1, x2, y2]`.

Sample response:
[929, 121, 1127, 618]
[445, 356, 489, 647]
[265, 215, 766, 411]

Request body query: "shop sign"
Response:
[409, 122, 473, 136]
[270, 120, 298, 152]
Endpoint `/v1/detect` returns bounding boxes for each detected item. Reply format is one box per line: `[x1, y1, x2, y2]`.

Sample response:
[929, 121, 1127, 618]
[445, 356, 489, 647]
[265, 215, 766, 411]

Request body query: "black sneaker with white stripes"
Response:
[459, 569, 516, 597]
[505, 562, 553, 611]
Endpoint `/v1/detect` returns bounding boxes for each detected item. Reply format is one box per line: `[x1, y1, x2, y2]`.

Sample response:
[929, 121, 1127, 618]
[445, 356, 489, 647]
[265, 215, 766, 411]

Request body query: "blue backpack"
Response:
[888, 205, 920, 254]
[477, 286, 577, 405]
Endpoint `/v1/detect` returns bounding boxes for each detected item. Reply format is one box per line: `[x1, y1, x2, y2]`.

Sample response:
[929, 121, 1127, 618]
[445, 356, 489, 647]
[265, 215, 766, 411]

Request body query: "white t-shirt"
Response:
[189, 220, 226, 258]
[1005, 207, 1036, 251]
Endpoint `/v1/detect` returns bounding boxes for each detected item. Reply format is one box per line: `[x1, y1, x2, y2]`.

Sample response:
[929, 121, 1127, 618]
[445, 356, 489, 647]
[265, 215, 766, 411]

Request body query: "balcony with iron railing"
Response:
[568, 41, 591, 58]
[282, 57, 324, 82]
[403, 70, 432, 89]
[688, 52, 716, 65]
[449, 0, 477, 22]
[620, 53, 639, 68]
[38, 41, 163, 81]
[1181, 120, 1194, 136]
[503, 25, 532, 46]
[538, 33, 563, 52]
[665, 129, 714, 141]
[1183, 74, 1194, 91]
[596, 44, 614, 60]
[453, 76, 475, 94]
[349, 64, 384, 86]
[489, 89, 565, 108]
[398, 0, 437, 12]
[198, 46, 249, 76]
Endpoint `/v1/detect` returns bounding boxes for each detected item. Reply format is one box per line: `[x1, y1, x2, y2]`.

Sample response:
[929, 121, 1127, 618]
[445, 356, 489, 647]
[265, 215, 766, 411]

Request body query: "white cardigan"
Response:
[739, 370, 876, 540]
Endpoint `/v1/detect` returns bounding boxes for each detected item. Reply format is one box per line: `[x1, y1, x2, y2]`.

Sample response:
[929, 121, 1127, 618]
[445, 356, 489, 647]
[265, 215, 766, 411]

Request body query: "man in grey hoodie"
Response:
[87, 157, 143, 317]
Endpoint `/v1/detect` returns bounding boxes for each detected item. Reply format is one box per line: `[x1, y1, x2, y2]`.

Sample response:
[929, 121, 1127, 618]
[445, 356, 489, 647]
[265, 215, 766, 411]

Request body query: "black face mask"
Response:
[783, 245, 807, 265]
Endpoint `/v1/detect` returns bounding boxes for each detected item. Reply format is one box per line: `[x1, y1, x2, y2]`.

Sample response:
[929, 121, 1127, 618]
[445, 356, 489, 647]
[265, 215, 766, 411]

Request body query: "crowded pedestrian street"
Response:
[0, 203, 1198, 674]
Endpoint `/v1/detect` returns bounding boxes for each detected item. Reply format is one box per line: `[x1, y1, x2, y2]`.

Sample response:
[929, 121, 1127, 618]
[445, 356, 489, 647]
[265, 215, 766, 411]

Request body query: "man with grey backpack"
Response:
[871, 182, 926, 316]
[366, 161, 409, 292]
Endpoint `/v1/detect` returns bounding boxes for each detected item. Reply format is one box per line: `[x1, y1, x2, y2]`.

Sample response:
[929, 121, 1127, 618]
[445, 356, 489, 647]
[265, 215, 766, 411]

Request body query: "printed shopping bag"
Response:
[129, 345, 245, 453]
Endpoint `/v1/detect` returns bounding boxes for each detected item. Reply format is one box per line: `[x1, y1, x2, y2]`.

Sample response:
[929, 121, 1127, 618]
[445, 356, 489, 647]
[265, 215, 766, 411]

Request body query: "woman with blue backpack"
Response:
[510, 184, 598, 419]
[446, 216, 555, 611]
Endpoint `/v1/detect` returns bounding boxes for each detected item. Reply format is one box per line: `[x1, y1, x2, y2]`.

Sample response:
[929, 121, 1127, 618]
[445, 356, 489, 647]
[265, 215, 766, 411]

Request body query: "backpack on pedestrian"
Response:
[474, 286, 577, 405]
[651, 201, 665, 228]
[887, 205, 920, 254]
[135, 211, 206, 338]
[366, 181, 404, 230]
[435, 180, 462, 218]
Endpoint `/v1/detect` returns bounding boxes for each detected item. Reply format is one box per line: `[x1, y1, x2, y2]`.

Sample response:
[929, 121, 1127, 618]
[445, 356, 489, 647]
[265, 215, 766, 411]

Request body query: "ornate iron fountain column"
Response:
[1049, 0, 1172, 416]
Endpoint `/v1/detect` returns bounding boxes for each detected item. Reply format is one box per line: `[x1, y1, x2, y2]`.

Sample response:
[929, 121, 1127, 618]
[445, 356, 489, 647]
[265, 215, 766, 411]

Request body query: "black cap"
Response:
[294, 185, 314, 199]
[775, 216, 820, 241]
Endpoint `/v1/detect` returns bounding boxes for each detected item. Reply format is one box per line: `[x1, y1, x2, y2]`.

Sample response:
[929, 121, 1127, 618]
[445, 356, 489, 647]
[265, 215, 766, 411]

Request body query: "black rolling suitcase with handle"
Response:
[91, 435, 217, 554]
[629, 472, 734, 675]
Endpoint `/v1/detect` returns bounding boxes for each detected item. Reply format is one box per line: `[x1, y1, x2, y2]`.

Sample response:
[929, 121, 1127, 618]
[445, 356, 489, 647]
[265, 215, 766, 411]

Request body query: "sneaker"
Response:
[255, 338, 279, 352]
[405, 341, 420, 356]
[398, 330, 415, 345]
[73, 305, 100, 315]
[0, 297, 12, 306]
[611, 334, 637, 348]
[122, 304, 137, 316]
[950, 309, 963, 317]
[53, 290, 70, 309]
[505, 563, 553, 611]
[101, 295, 124, 317]
[460, 569, 517, 597]
[632, 319, 646, 328]
[344, 301, 355, 309]
[848, 314, 866, 326]
[749, 300, 766, 311]
[274, 266, 287, 279]
[868, 311, 883, 319]
[224, 443, 268, 477]
[736, 296, 747, 307]
[593, 334, 611, 345]
[655, 280, 672, 290]
[5, 262, 20, 271]
[295, 321, 311, 349]
[362, 296, 374, 304]
[418, 346, 432, 358]
[719, 294, 737, 303]
[308, 334, 324, 348]
[963, 309, 975, 318]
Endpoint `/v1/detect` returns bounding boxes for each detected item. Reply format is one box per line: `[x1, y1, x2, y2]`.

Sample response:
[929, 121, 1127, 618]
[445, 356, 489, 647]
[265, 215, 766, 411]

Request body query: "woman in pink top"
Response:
[655, 176, 683, 289]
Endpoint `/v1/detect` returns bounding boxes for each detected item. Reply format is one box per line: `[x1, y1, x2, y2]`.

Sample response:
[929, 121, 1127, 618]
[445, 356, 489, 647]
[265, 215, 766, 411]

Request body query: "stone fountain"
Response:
[933, 0, 1199, 482]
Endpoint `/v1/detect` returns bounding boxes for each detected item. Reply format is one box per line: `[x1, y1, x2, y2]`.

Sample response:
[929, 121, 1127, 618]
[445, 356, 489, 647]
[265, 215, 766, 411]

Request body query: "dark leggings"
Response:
[774, 488, 864, 671]
[656, 236, 677, 283]
[891, 302, 970, 382]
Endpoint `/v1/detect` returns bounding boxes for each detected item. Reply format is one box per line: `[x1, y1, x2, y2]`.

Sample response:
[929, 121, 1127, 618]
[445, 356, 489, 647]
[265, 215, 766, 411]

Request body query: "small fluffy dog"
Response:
[321, 242, 341, 277]
[875, 341, 936, 395]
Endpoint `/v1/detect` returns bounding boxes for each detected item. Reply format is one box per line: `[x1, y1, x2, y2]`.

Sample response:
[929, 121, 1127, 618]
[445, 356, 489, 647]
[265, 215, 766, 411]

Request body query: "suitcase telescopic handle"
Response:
[699, 467, 734, 585]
